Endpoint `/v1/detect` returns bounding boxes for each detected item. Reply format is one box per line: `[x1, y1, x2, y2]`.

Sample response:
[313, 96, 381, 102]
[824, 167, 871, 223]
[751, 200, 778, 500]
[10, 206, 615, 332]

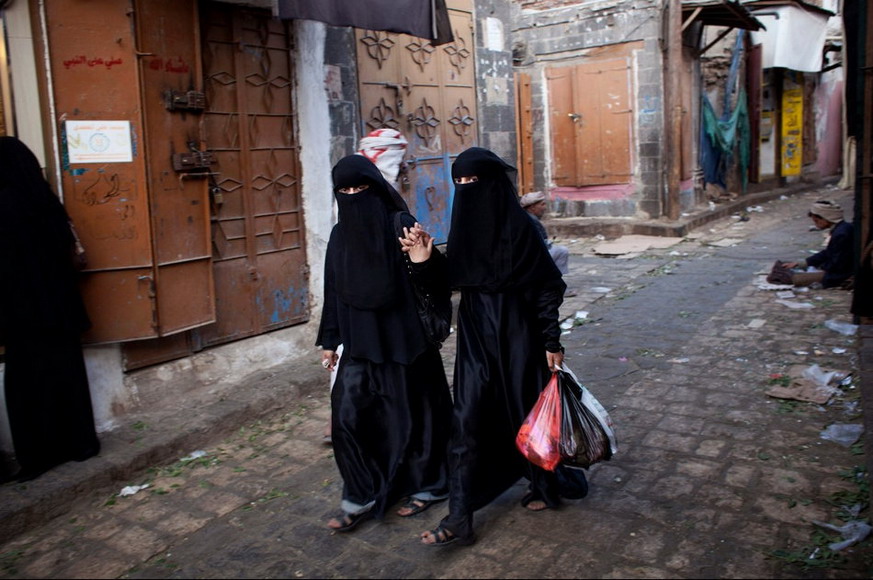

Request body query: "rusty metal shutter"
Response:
[44, 1, 217, 345]
[44, 2, 158, 344]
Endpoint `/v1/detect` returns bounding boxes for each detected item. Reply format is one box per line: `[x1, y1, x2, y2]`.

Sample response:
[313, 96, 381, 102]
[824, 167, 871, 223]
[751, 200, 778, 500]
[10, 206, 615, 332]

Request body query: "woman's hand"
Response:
[399, 222, 433, 263]
[321, 350, 339, 372]
[546, 350, 564, 372]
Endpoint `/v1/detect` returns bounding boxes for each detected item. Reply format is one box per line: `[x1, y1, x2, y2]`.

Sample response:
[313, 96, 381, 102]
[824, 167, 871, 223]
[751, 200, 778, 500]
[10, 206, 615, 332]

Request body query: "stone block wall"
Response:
[510, 0, 666, 218]
[474, 0, 517, 162]
[324, 27, 360, 164]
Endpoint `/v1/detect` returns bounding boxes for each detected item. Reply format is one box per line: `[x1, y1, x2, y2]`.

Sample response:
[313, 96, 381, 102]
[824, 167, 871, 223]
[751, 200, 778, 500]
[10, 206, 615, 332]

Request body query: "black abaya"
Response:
[0, 136, 99, 481]
[440, 147, 566, 540]
[317, 154, 452, 517]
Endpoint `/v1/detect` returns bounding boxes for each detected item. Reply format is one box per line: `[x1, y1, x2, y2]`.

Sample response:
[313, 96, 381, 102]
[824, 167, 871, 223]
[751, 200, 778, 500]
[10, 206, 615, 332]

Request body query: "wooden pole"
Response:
[666, 0, 683, 220]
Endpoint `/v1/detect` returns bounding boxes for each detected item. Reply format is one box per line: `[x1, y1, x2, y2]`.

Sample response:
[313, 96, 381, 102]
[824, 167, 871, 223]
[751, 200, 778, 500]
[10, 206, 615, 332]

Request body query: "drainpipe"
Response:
[666, 0, 682, 220]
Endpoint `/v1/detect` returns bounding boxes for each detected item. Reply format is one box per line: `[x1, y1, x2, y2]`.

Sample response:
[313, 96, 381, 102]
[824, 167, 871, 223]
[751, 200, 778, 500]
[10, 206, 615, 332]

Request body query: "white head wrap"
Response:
[519, 191, 546, 208]
[357, 129, 408, 186]
[809, 200, 844, 223]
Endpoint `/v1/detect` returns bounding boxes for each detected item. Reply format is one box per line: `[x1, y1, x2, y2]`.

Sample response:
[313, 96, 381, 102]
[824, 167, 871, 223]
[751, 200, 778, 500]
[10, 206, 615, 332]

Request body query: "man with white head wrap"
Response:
[358, 128, 408, 191]
[520, 191, 570, 277]
[783, 199, 855, 288]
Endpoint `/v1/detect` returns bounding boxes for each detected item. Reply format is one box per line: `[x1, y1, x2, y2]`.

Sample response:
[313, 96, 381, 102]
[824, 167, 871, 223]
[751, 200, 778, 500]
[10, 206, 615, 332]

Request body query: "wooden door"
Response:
[515, 71, 534, 195]
[548, 57, 633, 187]
[44, 0, 159, 344]
[356, 0, 476, 243]
[747, 44, 763, 182]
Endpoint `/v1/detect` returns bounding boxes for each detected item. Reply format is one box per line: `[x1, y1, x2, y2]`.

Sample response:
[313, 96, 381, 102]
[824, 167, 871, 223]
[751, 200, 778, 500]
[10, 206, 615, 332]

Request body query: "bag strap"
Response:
[393, 211, 414, 240]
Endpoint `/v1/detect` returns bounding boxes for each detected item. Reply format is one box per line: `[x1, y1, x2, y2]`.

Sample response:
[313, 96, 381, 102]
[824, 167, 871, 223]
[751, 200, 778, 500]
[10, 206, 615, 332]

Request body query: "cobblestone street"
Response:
[1, 186, 870, 578]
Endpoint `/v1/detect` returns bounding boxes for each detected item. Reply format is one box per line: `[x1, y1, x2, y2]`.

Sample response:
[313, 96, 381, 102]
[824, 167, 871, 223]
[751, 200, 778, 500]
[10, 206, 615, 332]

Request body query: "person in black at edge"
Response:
[402, 147, 568, 546]
[316, 154, 452, 531]
[0, 136, 100, 482]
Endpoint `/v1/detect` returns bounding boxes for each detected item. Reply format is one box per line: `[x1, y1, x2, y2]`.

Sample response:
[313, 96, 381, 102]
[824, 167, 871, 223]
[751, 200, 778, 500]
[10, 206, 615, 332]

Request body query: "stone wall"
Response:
[510, 0, 666, 218]
[474, 0, 517, 161]
[324, 27, 360, 164]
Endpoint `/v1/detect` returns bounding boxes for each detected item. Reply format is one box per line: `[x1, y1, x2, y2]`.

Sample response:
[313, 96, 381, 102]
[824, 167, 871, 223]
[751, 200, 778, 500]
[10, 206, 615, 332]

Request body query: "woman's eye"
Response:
[339, 184, 370, 194]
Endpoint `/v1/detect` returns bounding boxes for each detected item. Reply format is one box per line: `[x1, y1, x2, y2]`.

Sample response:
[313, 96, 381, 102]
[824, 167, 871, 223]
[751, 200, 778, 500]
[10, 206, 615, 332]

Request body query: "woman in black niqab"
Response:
[316, 154, 452, 530]
[421, 147, 568, 546]
[0, 136, 99, 482]
[447, 147, 562, 291]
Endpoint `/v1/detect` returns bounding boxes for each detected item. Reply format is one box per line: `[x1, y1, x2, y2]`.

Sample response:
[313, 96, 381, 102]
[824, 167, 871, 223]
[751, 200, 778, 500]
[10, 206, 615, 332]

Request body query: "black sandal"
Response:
[397, 497, 445, 517]
[420, 525, 476, 547]
[327, 509, 374, 533]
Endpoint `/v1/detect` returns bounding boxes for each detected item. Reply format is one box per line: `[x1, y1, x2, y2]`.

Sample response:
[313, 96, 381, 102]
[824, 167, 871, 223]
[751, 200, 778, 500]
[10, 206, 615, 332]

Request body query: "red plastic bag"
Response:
[515, 372, 562, 471]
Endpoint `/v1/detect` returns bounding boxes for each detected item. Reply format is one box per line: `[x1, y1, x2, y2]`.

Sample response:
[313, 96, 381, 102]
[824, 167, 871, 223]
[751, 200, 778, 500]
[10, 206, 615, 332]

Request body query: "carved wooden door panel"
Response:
[194, 3, 308, 349]
[356, 0, 476, 243]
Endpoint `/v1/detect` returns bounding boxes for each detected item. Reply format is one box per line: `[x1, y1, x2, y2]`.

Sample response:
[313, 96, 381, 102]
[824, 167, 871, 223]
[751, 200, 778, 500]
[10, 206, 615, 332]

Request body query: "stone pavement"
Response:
[1, 184, 871, 578]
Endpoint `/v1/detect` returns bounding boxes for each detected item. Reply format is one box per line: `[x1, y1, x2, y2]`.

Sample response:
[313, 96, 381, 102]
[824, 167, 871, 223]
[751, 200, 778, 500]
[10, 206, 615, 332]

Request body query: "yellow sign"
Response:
[781, 88, 802, 176]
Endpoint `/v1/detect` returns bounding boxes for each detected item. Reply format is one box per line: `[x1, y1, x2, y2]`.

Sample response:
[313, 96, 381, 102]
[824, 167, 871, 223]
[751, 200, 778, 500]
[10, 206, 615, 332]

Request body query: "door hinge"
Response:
[165, 90, 207, 113]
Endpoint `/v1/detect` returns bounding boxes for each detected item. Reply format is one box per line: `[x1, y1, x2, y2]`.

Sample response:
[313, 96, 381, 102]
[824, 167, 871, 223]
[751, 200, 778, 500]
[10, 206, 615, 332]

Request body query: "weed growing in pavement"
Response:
[241, 488, 289, 511]
[635, 348, 665, 358]
[775, 399, 808, 415]
[767, 373, 792, 387]
[769, 466, 873, 572]
[645, 263, 675, 276]
[0, 549, 25, 576]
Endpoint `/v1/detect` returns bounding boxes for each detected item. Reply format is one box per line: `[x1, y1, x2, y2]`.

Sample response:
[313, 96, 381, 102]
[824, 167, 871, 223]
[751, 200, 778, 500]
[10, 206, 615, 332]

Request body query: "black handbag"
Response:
[393, 212, 452, 347]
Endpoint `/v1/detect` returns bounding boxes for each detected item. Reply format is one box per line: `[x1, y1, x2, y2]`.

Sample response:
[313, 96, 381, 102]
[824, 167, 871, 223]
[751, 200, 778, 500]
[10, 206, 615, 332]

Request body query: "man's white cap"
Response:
[519, 191, 546, 208]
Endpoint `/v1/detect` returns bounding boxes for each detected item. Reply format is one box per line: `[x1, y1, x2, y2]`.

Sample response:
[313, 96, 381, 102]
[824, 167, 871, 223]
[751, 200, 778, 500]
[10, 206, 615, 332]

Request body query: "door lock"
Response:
[165, 90, 207, 112]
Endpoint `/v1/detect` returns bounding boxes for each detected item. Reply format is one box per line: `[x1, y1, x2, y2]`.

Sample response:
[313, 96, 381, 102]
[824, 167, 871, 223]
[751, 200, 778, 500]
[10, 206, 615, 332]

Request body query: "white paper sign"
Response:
[66, 120, 133, 163]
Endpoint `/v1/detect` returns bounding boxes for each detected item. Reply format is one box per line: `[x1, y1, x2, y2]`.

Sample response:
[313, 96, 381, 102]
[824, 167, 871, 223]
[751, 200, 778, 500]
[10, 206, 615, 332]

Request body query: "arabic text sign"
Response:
[66, 121, 133, 163]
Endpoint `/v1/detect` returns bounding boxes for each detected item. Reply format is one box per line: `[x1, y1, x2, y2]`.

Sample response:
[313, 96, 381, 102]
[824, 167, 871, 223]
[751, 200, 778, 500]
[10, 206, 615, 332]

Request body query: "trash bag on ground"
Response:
[516, 372, 562, 471]
[766, 260, 795, 285]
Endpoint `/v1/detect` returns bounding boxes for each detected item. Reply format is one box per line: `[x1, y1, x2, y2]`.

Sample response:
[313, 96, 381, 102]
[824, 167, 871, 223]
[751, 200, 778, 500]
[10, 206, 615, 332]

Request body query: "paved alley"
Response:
[0, 186, 869, 579]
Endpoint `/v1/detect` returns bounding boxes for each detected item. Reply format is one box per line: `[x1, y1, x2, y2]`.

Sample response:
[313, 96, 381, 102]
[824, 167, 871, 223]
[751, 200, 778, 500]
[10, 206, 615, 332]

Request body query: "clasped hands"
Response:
[398, 222, 433, 263]
[398, 222, 563, 372]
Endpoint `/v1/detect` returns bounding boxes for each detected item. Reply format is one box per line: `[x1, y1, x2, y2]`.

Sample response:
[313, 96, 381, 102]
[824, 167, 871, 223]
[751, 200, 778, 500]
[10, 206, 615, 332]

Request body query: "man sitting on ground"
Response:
[519, 191, 572, 283]
[782, 200, 855, 289]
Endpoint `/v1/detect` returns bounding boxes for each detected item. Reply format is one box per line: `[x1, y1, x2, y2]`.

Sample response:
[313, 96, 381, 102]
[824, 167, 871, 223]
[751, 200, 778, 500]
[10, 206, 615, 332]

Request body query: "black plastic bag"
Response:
[558, 369, 614, 469]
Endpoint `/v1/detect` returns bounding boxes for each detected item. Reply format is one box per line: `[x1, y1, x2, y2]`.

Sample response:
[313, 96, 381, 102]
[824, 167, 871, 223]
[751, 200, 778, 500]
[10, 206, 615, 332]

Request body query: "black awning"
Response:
[683, 0, 766, 31]
[276, 0, 454, 45]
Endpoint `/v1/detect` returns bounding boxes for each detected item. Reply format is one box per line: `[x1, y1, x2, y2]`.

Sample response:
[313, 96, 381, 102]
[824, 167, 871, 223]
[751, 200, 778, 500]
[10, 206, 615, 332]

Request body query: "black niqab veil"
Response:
[447, 147, 562, 291]
[331, 155, 409, 310]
